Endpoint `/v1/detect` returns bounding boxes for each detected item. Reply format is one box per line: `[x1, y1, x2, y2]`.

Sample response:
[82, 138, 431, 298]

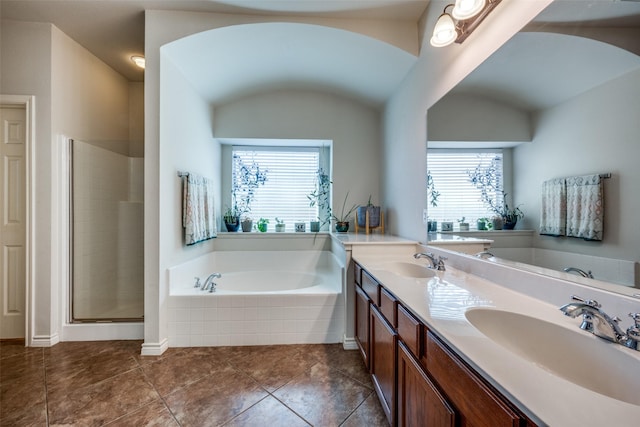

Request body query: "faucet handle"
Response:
[194, 277, 201, 288]
[570, 295, 601, 309]
[629, 313, 640, 327]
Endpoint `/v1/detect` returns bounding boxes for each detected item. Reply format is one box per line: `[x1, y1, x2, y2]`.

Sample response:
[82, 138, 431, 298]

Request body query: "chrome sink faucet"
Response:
[559, 295, 640, 350]
[563, 267, 594, 279]
[201, 273, 221, 292]
[414, 252, 446, 271]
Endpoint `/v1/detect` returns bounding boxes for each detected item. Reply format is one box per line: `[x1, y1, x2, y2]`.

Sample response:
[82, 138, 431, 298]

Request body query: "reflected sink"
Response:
[465, 308, 640, 406]
[378, 261, 436, 279]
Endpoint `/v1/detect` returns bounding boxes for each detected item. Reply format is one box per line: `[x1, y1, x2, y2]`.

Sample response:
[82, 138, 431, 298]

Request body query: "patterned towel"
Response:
[539, 178, 566, 236]
[183, 173, 217, 245]
[566, 174, 603, 241]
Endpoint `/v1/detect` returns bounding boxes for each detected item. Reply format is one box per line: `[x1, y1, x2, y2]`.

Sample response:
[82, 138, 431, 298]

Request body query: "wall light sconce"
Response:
[430, 0, 502, 47]
[131, 55, 145, 69]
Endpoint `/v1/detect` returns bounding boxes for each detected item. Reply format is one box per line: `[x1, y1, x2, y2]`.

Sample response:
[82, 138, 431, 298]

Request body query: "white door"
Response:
[0, 106, 26, 339]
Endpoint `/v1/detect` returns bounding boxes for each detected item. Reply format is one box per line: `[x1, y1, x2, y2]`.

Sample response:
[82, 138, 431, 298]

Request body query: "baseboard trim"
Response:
[141, 338, 169, 356]
[30, 333, 60, 347]
[342, 336, 358, 350]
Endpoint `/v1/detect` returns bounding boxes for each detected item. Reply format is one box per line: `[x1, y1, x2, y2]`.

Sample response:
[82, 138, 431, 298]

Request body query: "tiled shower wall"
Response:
[72, 141, 144, 319]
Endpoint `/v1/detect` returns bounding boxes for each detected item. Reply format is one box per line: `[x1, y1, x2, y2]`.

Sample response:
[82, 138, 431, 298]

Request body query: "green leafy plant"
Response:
[307, 168, 332, 227]
[275, 217, 284, 225]
[427, 170, 440, 208]
[332, 191, 357, 223]
[256, 217, 269, 232]
[232, 153, 268, 218]
[467, 157, 523, 222]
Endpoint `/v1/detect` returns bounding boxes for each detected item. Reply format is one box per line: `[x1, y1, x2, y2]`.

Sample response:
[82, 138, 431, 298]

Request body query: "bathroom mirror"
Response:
[427, 0, 640, 294]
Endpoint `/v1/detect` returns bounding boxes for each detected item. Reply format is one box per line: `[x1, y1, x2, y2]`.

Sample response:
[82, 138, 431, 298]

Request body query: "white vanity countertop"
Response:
[427, 232, 493, 245]
[331, 232, 417, 246]
[353, 253, 640, 426]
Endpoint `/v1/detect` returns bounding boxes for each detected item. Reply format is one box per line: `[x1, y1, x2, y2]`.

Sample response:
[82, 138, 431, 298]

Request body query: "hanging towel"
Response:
[539, 177, 566, 236]
[566, 174, 604, 241]
[182, 173, 217, 245]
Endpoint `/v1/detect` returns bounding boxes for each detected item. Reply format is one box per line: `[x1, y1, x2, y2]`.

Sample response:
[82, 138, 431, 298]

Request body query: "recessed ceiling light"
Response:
[131, 55, 145, 69]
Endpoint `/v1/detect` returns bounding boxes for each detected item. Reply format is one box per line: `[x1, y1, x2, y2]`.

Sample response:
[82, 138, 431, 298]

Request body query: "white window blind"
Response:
[427, 151, 503, 229]
[232, 148, 320, 231]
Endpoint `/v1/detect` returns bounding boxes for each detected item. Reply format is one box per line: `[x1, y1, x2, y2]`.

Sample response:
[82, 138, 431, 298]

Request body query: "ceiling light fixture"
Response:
[131, 55, 145, 69]
[430, 0, 502, 48]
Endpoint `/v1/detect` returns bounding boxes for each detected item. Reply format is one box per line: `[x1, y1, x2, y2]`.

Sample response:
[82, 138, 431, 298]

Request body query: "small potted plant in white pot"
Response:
[275, 217, 286, 232]
[458, 217, 469, 231]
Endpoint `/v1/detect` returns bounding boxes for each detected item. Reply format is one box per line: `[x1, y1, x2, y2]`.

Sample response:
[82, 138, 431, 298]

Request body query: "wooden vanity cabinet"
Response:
[370, 304, 397, 426]
[426, 331, 523, 427]
[397, 341, 455, 427]
[355, 284, 371, 369]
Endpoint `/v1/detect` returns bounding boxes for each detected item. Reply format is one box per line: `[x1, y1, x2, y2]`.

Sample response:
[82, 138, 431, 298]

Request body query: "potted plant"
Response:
[467, 157, 524, 229]
[477, 217, 489, 230]
[458, 217, 469, 231]
[427, 171, 440, 232]
[256, 217, 269, 232]
[232, 153, 268, 233]
[307, 168, 332, 231]
[332, 191, 358, 233]
[275, 217, 286, 232]
[223, 205, 240, 232]
[357, 195, 381, 229]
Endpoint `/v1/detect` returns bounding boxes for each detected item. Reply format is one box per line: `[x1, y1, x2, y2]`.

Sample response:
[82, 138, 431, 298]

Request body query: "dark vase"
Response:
[503, 219, 517, 230]
[224, 217, 239, 232]
[356, 206, 381, 228]
[427, 220, 438, 232]
[335, 221, 349, 233]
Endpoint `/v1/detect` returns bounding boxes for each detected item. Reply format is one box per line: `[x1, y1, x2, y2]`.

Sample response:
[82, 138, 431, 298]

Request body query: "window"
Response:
[427, 150, 503, 229]
[231, 147, 322, 231]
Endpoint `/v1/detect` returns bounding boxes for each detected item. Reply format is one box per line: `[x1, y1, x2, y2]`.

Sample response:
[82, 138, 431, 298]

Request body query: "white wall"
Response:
[1, 20, 135, 344]
[514, 68, 640, 263]
[428, 93, 532, 143]
[382, 0, 553, 242]
[214, 89, 381, 217]
[1, 20, 55, 343]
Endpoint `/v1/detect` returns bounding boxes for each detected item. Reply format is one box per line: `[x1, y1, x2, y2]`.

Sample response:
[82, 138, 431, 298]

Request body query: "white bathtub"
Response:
[167, 250, 344, 347]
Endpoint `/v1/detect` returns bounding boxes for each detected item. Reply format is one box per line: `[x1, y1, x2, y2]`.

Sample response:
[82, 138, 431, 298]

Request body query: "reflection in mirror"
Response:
[427, 0, 640, 293]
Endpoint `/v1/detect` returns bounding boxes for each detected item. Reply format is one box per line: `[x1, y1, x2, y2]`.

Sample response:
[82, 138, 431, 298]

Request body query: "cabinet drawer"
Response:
[361, 270, 380, 306]
[398, 304, 422, 358]
[426, 332, 522, 426]
[354, 262, 362, 286]
[379, 287, 397, 327]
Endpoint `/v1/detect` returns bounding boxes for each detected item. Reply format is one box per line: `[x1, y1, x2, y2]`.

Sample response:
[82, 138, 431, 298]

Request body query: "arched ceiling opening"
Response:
[162, 22, 418, 107]
[449, 31, 640, 112]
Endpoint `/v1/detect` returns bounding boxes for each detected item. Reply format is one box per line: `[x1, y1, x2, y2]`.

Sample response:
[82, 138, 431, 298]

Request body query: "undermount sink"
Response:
[465, 308, 640, 406]
[377, 261, 436, 279]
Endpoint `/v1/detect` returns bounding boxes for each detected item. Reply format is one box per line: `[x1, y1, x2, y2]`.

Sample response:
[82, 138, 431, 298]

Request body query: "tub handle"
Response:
[194, 277, 201, 288]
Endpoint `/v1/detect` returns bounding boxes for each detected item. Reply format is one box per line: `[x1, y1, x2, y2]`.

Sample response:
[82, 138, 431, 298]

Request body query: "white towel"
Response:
[566, 174, 603, 241]
[183, 173, 217, 245]
[539, 178, 566, 236]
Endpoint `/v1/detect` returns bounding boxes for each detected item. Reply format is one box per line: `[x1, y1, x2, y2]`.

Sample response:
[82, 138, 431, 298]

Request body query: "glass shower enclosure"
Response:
[70, 140, 144, 322]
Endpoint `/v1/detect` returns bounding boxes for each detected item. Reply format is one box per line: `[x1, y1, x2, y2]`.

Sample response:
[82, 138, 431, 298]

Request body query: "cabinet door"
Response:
[426, 332, 522, 427]
[398, 342, 455, 427]
[371, 305, 398, 426]
[355, 284, 371, 368]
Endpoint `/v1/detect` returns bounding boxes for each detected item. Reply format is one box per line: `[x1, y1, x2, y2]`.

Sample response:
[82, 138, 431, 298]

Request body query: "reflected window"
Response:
[427, 150, 503, 229]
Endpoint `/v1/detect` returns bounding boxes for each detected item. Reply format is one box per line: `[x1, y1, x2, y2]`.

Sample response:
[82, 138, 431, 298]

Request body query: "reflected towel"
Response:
[566, 174, 604, 241]
[183, 173, 217, 245]
[539, 178, 566, 236]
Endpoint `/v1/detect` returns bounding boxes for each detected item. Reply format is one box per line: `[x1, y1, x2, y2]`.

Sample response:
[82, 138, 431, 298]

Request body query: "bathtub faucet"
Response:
[563, 267, 594, 279]
[413, 252, 446, 271]
[202, 273, 221, 292]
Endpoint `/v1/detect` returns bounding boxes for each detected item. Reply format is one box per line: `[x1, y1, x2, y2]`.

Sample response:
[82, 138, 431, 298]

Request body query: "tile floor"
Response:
[0, 340, 388, 426]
